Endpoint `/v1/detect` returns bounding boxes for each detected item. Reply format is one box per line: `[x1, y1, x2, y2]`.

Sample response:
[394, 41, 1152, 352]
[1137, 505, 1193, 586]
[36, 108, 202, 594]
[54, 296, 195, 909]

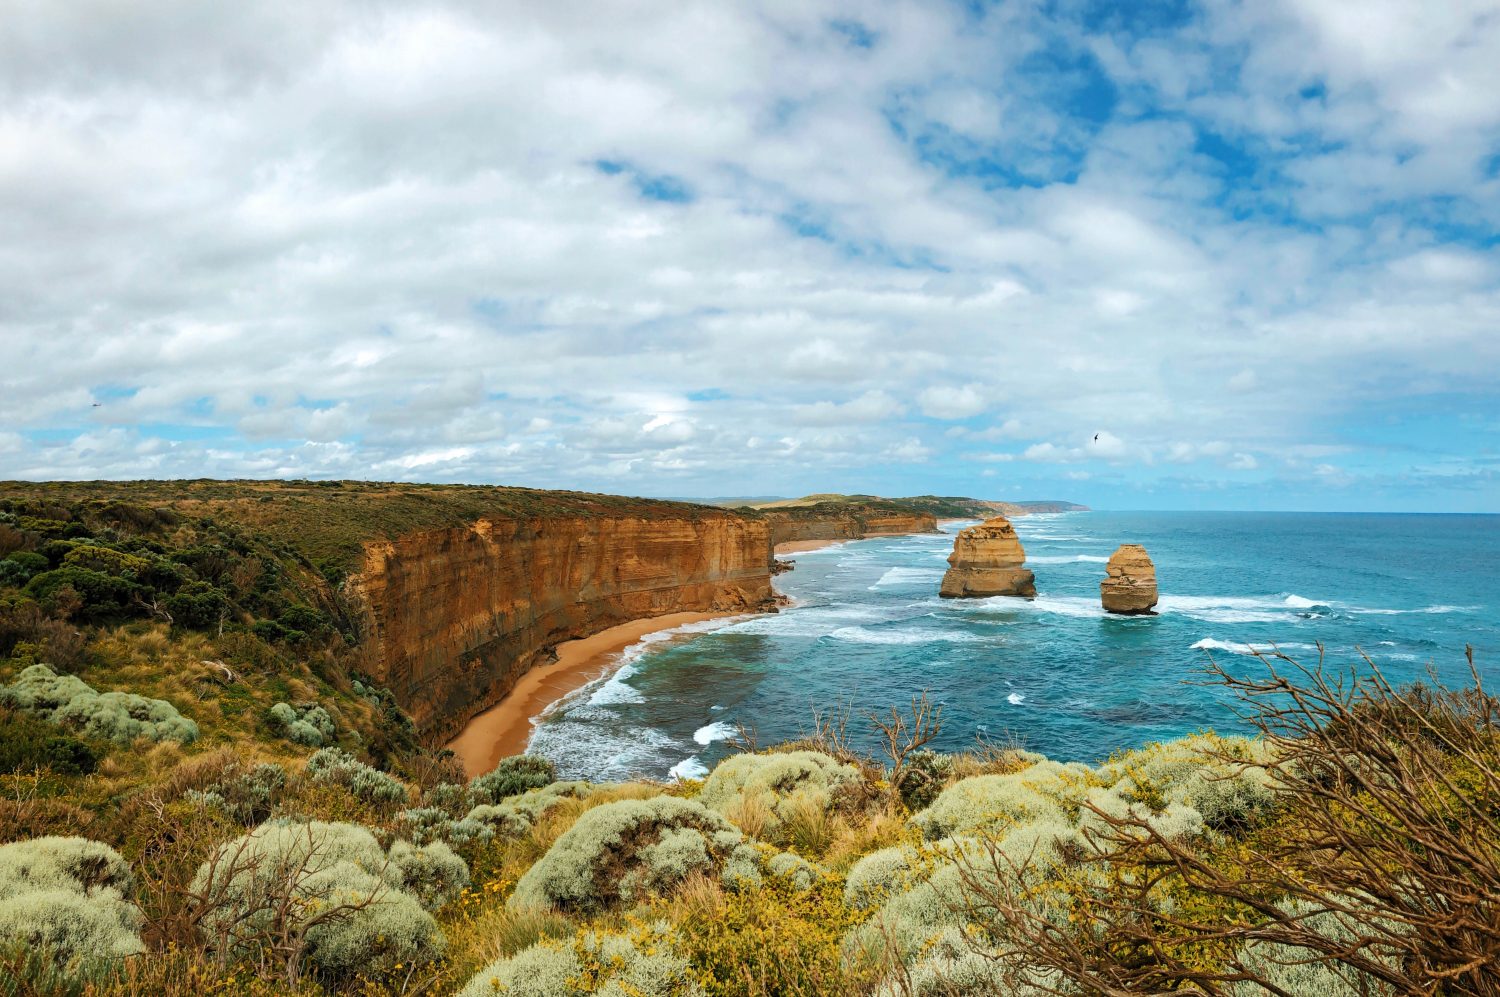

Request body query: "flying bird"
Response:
[92, 403, 102, 408]
[1093, 433, 1099, 441]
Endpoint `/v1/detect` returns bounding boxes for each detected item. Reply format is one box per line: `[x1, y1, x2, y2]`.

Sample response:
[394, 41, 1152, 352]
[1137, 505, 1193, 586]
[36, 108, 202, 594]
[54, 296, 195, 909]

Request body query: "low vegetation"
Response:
[0, 484, 1493, 995]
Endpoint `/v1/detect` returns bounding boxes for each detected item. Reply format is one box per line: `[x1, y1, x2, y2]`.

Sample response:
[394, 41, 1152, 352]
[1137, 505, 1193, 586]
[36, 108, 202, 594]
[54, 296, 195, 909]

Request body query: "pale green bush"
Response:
[468, 754, 556, 805]
[465, 781, 592, 837]
[766, 850, 824, 891]
[0, 837, 142, 963]
[388, 840, 469, 910]
[268, 702, 335, 747]
[844, 844, 920, 910]
[458, 922, 702, 997]
[191, 820, 443, 979]
[1, 663, 198, 744]
[304, 747, 408, 805]
[1099, 734, 1277, 833]
[186, 762, 286, 825]
[699, 750, 860, 837]
[1231, 901, 1403, 997]
[509, 796, 761, 913]
[910, 760, 1093, 840]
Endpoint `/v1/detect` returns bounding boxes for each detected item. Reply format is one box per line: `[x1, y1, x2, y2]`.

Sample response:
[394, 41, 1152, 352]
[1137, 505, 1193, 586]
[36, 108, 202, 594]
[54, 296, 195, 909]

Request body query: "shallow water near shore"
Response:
[528, 512, 1500, 781]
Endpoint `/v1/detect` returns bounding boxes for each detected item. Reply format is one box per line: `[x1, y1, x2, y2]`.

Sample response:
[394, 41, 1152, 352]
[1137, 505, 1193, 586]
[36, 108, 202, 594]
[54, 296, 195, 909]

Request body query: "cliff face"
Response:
[765, 507, 937, 547]
[348, 513, 777, 741]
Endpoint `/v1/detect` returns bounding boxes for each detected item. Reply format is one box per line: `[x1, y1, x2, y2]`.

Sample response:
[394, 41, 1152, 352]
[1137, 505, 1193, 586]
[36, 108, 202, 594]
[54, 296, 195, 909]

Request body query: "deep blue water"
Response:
[528, 512, 1500, 781]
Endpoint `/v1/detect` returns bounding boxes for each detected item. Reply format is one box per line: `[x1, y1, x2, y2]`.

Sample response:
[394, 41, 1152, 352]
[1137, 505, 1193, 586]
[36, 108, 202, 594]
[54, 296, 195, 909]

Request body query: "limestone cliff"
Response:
[348, 513, 777, 741]
[1100, 544, 1159, 615]
[939, 516, 1036, 598]
[763, 505, 937, 548]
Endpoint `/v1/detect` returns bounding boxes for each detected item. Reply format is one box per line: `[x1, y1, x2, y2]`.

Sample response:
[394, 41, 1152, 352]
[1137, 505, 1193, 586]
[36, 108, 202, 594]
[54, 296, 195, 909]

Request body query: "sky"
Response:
[2, 0, 1498, 512]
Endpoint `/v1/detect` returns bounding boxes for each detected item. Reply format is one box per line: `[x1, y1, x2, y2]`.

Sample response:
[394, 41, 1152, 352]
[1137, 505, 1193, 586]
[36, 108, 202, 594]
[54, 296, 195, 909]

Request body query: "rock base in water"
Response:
[1100, 544, 1158, 615]
[940, 516, 1036, 599]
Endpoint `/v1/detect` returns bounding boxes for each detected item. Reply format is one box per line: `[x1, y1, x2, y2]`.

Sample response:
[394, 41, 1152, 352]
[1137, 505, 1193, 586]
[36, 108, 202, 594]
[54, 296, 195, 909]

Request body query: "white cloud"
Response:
[917, 384, 987, 420]
[0, 0, 1494, 506]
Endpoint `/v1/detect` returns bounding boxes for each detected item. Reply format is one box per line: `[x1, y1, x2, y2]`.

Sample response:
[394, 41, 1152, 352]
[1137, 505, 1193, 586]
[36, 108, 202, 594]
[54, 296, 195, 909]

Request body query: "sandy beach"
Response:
[773, 538, 846, 555]
[447, 610, 742, 778]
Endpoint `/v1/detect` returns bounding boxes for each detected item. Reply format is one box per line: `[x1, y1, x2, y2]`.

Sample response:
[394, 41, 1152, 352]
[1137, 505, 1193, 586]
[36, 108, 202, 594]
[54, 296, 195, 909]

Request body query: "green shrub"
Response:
[60, 545, 150, 577]
[163, 580, 231, 629]
[468, 754, 556, 805]
[895, 750, 950, 811]
[0, 837, 142, 965]
[464, 781, 592, 838]
[23, 567, 136, 618]
[5, 551, 47, 576]
[844, 844, 919, 911]
[1, 663, 198, 744]
[1231, 902, 1403, 997]
[0, 708, 98, 775]
[267, 702, 335, 746]
[509, 796, 762, 914]
[698, 750, 861, 838]
[909, 759, 1093, 840]
[458, 922, 702, 997]
[191, 820, 444, 980]
[387, 840, 470, 910]
[185, 762, 286, 825]
[304, 747, 408, 805]
[1097, 734, 1277, 834]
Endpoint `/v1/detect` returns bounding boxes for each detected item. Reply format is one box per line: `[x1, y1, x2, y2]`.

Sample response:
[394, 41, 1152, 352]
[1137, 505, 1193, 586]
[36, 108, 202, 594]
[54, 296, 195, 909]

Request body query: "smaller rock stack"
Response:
[1100, 544, 1158, 615]
[939, 516, 1036, 599]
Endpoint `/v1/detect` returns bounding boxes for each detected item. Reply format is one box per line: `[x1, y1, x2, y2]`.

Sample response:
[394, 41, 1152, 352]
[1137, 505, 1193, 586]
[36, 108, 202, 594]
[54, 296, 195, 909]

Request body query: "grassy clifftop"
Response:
[0, 479, 741, 580]
[739, 492, 1089, 518]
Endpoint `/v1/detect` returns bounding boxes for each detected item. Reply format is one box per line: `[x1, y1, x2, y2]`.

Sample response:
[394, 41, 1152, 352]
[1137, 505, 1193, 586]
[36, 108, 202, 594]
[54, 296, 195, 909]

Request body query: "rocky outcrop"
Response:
[765, 507, 937, 549]
[939, 516, 1036, 598]
[348, 514, 778, 742]
[1100, 544, 1158, 615]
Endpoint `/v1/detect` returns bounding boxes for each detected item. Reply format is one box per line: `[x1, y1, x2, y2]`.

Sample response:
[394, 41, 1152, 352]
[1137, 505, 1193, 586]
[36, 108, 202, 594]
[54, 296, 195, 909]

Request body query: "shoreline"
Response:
[452, 527, 937, 778]
[446, 610, 743, 777]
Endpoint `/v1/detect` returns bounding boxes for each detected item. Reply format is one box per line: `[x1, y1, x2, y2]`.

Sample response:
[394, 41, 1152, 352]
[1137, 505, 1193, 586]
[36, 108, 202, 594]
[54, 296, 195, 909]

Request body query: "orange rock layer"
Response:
[1100, 544, 1159, 615]
[347, 514, 779, 742]
[940, 516, 1036, 598]
[765, 509, 937, 547]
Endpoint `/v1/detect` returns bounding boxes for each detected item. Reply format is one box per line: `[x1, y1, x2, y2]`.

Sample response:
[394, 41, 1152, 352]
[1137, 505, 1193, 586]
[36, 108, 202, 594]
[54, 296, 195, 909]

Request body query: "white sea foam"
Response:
[1191, 638, 1319, 657]
[1156, 595, 1290, 624]
[693, 720, 736, 745]
[1026, 554, 1110, 564]
[1282, 594, 1322, 609]
[1007, 692, 1026, 705]
[869, 567, 946, 589]
[668, 756, 709, 780]
[1349, 604, 1476, 616]
[829, 626, 986, 645]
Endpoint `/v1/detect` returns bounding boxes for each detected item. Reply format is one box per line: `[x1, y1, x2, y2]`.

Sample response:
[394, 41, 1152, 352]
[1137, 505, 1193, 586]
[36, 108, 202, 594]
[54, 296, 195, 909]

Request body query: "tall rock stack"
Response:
[939, 516, 1036, 598]
[1100, 544, 1158, 615]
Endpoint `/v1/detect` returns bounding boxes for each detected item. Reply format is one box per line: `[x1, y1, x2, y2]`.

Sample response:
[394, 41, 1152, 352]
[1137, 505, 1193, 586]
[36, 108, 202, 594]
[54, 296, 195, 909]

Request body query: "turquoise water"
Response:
[528, 512, 1500, 781]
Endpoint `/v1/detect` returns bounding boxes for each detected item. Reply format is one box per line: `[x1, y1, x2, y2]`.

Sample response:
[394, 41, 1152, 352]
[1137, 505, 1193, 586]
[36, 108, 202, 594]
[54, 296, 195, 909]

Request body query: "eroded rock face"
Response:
[348, 514, 779, 741]
[1100, 544, 1158, 615]
[939, 516, 1036, 598]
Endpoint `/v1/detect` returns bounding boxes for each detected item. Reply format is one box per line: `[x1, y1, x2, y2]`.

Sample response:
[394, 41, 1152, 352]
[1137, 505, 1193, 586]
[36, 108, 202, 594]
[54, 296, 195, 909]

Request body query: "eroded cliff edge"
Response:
[347, 513, 777, 742]
[762, 504, 938, 547]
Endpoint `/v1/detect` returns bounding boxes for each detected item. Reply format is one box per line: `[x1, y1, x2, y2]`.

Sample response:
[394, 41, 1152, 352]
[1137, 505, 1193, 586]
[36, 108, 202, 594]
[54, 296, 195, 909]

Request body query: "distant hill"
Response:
[731, 493, 1088, 518]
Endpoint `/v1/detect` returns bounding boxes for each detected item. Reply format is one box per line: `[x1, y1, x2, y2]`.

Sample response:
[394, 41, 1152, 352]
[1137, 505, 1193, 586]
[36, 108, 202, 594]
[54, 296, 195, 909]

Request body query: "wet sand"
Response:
[447, 610, 742, 778]
[773, 538, 846, 555]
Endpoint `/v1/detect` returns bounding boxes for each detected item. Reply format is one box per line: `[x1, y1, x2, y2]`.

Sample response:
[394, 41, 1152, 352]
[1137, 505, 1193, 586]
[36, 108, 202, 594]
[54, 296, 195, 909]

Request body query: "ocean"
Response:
[527, 512, 1500, 782]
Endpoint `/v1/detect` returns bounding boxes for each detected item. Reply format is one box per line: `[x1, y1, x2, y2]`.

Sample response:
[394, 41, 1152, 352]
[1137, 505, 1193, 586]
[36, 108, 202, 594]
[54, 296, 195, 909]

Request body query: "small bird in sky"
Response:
[1093, 433, 1099, 441]
[92, 402, 102, 407]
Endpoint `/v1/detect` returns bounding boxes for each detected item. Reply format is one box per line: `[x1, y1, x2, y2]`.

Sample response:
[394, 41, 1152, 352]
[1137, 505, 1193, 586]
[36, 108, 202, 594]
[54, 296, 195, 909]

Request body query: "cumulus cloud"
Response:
[0, 0, 1496, 510]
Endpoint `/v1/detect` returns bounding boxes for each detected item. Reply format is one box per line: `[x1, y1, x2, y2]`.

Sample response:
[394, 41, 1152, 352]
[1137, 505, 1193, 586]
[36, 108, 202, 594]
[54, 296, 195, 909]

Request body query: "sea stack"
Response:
[939, 516, 1036, 599]
[1100, 544, 1159, 615]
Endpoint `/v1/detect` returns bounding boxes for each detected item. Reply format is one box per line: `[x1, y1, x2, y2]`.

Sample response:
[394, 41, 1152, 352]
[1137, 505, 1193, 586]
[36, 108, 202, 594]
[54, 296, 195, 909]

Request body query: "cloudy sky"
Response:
[3, 1, 1498, 511]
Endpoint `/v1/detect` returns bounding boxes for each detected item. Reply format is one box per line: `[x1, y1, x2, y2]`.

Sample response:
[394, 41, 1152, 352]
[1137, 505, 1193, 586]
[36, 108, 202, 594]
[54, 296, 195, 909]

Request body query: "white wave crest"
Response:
[1349, 604, 1476, 616]
[693, 720, 736, 745]
[1027, 554, 1110, 564]
[668, 756, 709, 780]
[1191, 638, 1319, 657]
[868, 567, 946, 589]
[829, 626, 985, 646]
[1007, 692, 1026, 705]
